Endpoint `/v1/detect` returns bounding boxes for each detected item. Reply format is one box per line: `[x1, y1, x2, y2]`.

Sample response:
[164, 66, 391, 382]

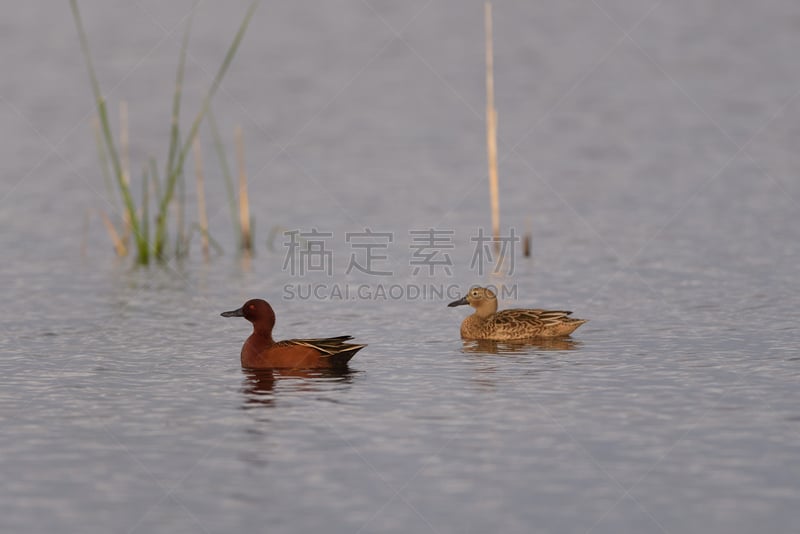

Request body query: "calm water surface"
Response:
[1, 1, 799, 533]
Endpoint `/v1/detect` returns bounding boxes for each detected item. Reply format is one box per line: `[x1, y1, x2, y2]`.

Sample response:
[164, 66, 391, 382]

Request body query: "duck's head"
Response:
[448, 286, 498, 317]
[221, 298, 276, 332]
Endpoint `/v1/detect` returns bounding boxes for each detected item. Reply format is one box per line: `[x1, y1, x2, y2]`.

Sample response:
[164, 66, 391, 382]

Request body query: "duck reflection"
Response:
[240, 367, 355, 408]
[462, 338, 582, 391]
[461, 337, 581, 354]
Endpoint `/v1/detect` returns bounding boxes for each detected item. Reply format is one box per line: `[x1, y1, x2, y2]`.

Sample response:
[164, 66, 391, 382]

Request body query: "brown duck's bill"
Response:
[447, 296, 469, 307]
[221, 307, 244, 317]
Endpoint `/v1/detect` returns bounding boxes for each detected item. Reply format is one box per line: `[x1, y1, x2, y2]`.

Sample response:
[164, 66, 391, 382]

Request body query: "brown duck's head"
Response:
[448, 286, 498, 316]
[221, 298, 276, 332]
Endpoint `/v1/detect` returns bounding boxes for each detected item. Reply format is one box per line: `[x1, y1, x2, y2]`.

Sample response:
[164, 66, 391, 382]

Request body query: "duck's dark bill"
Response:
[221, 307, 244, 317]
[448, 296, 469, 307]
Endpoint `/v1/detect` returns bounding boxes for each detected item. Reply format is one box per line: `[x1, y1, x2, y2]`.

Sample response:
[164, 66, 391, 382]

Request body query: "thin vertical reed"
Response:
[156, 12, 191, 261]
[193, 138, 210, 261]
[176, 172, 186, 258]
[149, 157, 161, 203]
[208, 109, 239, 245]
[235, 126, 252, 253]
[99, 210, 127, 256]
[92, 116, 114, 201]
[485, 2, 501, 254]
[70, 0, 144, 262]
[522, 216, 532, 258]
[155, 0, 259, 260]
[72, 0, 259, 265]
[165, 9, 193, 186]
[141, 167, 150, 264]
[120, 100, 132, 254]
[120, 100, 130, 186]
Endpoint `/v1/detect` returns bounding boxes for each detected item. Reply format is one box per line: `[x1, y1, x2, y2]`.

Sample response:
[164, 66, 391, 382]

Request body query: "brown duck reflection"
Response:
[462, 338, 582, 391]
[241, 367, 354, 408]
[461, 337, 581, 354]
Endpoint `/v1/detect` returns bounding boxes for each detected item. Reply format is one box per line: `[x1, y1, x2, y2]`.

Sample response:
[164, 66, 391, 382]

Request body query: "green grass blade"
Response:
[154, 0, 259, 259]
[139, 166, 150, 264]
[92, 117, 115, 202]
[175, 170, 186, 258]
[165, 7, 195, 182]
[207, 109, 239, 244]
[189, 223, 224, 256]
[70, 0, 142, 256]
[149, 157, 162, 202]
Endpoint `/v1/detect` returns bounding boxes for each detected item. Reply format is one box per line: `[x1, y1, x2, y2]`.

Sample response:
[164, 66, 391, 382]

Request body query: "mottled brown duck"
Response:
[448, 287, 586, 341]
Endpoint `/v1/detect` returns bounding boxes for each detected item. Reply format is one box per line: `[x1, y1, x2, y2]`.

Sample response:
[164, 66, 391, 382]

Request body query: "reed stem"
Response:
[176, 170, 186, 258]
[92, 116, 114, 202]
[235, 126, 252, 253]
[99, 210, 127, 257]
[70, 0, 143, 260]
[72, 0, 259, 265]
[120, 100, 130, 186]
[523, 216, 532, 258]
[141, 167, 150, 264]
[207, 109, 240, 245]
[149, 157, 162, 204]
[485, 2, 501, 254]
[165, 9, 193, 187]
[193, 138, 210, 261]
[121, 100, 141, 258]
[155, 0, 259, 260]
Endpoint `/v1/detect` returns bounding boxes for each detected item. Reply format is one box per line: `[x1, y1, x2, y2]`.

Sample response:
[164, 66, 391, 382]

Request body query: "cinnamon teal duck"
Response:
[222, 299, 366, 369]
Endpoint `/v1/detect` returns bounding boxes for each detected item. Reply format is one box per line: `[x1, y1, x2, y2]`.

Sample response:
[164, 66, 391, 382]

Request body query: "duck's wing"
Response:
[281, 336, 366, 359]
[493, 309, 574, 328]
[288, 335, 354, 344]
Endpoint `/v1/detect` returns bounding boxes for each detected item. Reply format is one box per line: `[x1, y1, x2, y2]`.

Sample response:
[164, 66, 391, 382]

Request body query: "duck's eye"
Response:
[471, 291, 479, 297]
[248, 304, 255, 309]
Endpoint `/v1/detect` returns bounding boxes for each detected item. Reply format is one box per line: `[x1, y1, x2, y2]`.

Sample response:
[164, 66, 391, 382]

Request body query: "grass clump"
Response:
[70, 0, 260, 264]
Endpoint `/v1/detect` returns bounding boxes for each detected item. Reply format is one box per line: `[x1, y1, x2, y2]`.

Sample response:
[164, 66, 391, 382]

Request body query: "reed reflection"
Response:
[461, 337, 582, 354]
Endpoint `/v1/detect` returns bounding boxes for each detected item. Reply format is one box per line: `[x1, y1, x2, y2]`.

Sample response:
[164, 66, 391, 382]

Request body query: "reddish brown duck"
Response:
[448, 286, 587, 341]
[221, 299, 366, 369]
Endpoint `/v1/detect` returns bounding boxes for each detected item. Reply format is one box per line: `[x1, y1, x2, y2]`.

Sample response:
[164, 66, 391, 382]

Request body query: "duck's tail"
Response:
[327, 344, 367, 366]
[559, 318, 587, 336]
[289, 336, 367, 366]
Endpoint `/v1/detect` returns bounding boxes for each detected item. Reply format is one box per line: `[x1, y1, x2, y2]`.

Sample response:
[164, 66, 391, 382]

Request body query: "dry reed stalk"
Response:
[485, 2, 501, 254]
[207, 110, 240, 245]
[240, 249, 252, 272]
[523, 231, 531, 258]
[193, 138, 210, 261]
[99, 210, 127, 256]
[522, 216, 532, 258]
[235, 126, 252, 253]
[121, 212, 131, 250]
